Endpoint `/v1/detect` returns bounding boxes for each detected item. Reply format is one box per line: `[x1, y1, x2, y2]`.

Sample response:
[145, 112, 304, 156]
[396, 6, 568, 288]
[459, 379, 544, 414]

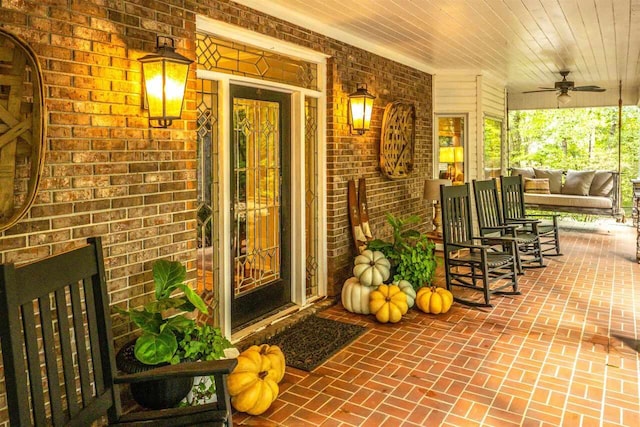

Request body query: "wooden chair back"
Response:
[472, 178, 504, 232]
[500, 175, 527, 220]
[440, 183, 474, 246]
[0, 237, 120, 426]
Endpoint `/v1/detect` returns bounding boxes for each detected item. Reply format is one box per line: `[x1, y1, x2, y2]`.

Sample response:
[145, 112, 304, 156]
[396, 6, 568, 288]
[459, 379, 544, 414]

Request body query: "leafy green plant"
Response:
[175, 323, 235, 407]
[366, 213, 421, 267]
[395, 236, 437, 291]
[177, 323, 233, 362]
[181, 376, 217, 407]
[114, 259, 210, 365]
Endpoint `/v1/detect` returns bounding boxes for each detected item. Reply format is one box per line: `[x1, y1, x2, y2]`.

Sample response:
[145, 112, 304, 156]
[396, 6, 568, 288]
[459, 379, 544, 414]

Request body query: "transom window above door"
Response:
[196, 32, 318, 90]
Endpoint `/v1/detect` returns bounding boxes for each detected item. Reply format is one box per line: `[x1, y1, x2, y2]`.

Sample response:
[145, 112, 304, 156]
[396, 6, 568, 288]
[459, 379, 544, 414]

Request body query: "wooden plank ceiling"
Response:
[233, 0, 640, 107]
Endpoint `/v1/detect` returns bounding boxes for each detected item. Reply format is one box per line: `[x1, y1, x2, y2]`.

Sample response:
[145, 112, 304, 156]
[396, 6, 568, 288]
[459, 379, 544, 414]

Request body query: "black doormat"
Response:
[265, 315, 367, 372]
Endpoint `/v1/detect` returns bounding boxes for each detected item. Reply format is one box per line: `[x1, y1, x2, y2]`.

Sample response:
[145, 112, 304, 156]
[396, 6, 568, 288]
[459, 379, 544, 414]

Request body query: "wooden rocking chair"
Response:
[473, 178, 545, 272]
[440, 184, 520, 307]
[0, 237, 237, 427]
[500, 174, 562, 256]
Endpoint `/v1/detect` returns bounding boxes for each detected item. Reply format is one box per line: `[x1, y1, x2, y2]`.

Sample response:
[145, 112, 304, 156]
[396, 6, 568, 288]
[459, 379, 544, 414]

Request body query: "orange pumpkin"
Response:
[369, 284, 408, 323]
[246, 344, 286, 383]
[415, 286, 454, 314]
[227, 346, 279, 415]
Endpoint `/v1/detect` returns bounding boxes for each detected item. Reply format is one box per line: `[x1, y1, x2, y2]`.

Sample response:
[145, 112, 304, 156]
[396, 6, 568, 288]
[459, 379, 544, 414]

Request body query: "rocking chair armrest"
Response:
[475, 236, 517, 246]
[114, 358, 238, 384]
[505, 218, 541, 225]
[482, 224, 520, 231]
[448, 240, 490, 250]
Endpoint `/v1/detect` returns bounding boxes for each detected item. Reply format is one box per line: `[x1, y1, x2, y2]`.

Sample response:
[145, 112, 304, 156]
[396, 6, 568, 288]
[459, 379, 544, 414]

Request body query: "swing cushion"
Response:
[533, 168, 563, 194]
[589, 171, 615, 197]
[523, 178, 550, 194]
[562, 170, 596, 196]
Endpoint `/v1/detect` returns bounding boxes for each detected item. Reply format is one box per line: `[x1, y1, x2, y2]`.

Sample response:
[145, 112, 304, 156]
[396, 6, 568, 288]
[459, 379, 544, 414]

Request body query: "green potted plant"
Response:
[114, 258, 232, 409]
[367, 213, 438, 291]
[178, 322, 237, 407]
[395, 235, 437, 291]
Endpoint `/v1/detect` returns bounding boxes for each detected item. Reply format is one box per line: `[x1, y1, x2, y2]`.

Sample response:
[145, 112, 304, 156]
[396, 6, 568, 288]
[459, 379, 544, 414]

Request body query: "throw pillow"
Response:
[533, 168, 563, 194]
[510, 167, 535, 179]
[589, 171, 614, 197]
[562, 170, 596, 196]
[524, 178, 550, 194]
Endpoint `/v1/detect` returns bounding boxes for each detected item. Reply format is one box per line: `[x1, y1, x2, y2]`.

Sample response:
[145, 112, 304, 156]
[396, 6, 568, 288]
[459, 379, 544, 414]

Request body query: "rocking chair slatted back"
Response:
[0, 237, 118, 427]
[472, 179, 505, 231]
[501, 175, 527, 220]
[440, 183, 473, 245]
[0, 237, 237, 427]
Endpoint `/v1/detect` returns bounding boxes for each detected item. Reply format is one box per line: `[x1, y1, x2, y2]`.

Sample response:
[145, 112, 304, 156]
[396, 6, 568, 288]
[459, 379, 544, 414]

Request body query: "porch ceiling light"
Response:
[557, 91, 571, 106]
[139, 36, 193, 128]
[348, 83, 375, 135]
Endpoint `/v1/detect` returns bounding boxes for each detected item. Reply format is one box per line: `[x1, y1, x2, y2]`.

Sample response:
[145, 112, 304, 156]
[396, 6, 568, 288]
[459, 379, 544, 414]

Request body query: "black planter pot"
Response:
[116, 340, 193, 410]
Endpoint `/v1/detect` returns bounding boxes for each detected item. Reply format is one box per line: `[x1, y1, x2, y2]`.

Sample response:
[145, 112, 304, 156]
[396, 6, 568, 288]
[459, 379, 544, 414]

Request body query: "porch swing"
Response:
[509, 82, 625, 220]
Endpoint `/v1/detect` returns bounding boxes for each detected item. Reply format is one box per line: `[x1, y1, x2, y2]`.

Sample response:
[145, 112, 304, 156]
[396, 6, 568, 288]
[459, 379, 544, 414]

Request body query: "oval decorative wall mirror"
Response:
[0, 29, 46, 233]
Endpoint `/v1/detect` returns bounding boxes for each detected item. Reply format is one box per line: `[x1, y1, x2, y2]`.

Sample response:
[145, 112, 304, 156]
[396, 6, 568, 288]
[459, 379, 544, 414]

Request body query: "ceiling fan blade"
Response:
[522, 89, 556, 93]
[572, 86, 606, 92]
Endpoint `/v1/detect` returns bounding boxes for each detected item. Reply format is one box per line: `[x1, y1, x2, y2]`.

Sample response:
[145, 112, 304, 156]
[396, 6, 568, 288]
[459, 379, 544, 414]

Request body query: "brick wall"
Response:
[324, 56, 432, 294]
[0, 1, 432, 422]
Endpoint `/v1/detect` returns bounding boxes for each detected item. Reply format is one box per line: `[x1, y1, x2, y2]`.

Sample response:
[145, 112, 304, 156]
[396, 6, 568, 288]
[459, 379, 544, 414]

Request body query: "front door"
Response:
[230, 85, 291, 329]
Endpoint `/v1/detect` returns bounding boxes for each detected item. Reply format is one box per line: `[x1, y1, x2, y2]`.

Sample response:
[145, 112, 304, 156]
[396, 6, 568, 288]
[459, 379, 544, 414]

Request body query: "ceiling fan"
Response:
[523, 71, 606, 105]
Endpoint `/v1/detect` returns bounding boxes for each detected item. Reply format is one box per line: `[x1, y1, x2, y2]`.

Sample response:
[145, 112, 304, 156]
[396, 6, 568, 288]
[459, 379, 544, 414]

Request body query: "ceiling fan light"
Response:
[557, 92, 571, 106]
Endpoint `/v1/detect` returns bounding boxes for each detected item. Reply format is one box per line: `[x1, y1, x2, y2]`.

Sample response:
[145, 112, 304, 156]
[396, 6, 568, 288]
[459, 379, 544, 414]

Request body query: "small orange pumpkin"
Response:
[245, 343, 286, 383]
[369, 284, 408, 323]
[415, 286, 454, 314]
[227, 346, 279, 415]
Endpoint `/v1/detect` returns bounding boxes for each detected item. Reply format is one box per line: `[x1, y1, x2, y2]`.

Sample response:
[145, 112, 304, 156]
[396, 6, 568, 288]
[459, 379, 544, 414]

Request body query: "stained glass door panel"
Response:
[230, 85, 291, 329]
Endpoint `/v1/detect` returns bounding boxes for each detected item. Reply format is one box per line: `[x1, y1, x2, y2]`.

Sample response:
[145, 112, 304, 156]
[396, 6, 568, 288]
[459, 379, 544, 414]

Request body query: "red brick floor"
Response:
[234, 221, 640, 426]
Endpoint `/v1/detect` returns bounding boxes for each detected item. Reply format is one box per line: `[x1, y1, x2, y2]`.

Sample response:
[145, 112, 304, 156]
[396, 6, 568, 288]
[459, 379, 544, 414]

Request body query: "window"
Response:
[483, 116, 503, 178]
[436, 115, 465, 184]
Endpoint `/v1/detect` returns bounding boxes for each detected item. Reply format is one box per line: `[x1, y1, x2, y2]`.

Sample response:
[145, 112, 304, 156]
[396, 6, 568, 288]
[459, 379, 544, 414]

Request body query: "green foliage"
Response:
[509, 106, 640, 208]
[366, 213, 421, 267]
[395, 236, 437, 291]
[114, 259, 215, 366]
[484, 117, 502, 171]
[367, 213, 438, 290]
[180, 376, 217, 407]
[177, 323, 233, 362]
[177, 324, 234, 408]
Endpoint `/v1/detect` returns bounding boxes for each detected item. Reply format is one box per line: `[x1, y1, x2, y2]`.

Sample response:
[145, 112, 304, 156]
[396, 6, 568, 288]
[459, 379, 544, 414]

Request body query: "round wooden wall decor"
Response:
[380, 102, 416, 179]
[0, 29, 46, 233]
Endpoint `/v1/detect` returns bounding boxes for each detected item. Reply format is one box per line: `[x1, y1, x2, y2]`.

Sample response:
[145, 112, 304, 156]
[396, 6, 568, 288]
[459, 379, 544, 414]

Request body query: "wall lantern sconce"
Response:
[348, 83, 375, 135]
[139, 36, 193, 128]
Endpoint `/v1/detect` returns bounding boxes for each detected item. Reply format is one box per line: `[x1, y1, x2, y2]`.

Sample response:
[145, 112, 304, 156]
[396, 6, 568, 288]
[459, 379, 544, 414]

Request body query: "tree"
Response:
[508, 106, 640, 209]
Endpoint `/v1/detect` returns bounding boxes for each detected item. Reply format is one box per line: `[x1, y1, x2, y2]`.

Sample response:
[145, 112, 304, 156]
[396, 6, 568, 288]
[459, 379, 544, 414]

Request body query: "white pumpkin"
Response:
[341, 277, 377, 314]
[395, 280, 416, 308]
[353, 250, 391, 287]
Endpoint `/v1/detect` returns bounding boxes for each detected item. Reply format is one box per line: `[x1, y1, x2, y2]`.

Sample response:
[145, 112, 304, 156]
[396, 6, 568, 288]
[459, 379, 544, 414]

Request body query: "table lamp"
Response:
[424, 179, 452, 236]
[453, 146, 464, 182]
[439, 147, 455, 180]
